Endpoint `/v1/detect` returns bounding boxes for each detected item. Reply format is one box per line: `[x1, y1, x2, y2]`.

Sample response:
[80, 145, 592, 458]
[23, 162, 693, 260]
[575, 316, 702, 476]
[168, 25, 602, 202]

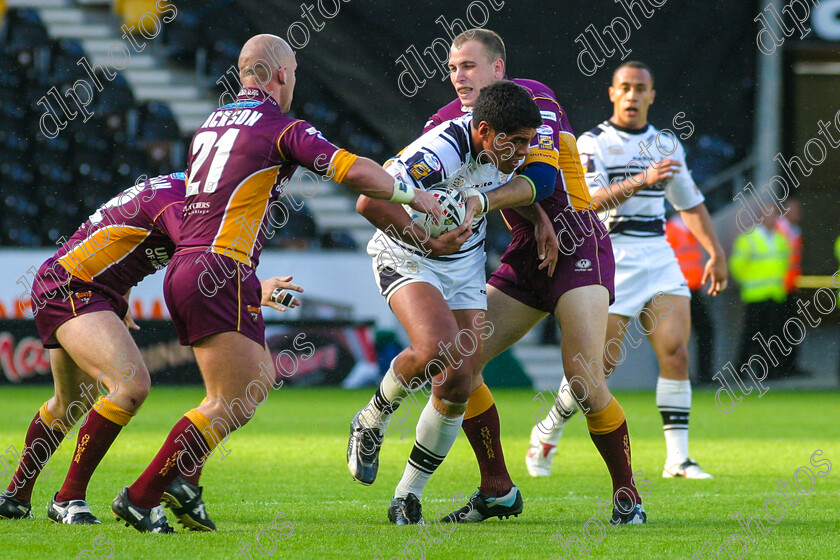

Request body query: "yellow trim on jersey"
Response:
[237, 265, 242, 332]
[330, 149, 358, 183]
[275, 119, 304, 160]
[523, 148, 560, 169]
[557, 132, 592, 210]
[213, 167, 279, 266]
[57, 225, 152, 282]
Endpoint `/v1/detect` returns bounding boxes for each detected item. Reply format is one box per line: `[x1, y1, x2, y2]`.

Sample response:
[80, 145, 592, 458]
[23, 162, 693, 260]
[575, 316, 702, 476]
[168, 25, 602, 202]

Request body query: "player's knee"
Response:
[413, 334, 458, 373]
[661, 343, 689, 374]
[433, 372, 471, 403]
[118, 369, 151, 408]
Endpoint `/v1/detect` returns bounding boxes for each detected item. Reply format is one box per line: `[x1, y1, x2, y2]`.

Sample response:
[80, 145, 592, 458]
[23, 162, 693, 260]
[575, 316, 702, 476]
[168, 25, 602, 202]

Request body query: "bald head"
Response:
[239, 34, 293, 84]
[238, 34, 297, 111]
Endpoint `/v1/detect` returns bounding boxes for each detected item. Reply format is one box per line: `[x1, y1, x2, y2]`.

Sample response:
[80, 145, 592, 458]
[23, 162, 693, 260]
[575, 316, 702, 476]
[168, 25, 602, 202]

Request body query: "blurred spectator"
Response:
[776, 198, 807, 377]
[665, 214, 715, 384]
[776, 198, 802, 294]
[729, 210, 792, 379]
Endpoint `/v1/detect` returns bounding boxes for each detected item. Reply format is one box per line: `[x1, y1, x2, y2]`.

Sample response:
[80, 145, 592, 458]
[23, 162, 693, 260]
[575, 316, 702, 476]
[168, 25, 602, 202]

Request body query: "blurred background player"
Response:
[730, 209, 792, 380]
[112, 34, 442, 533]
[347, 80, 549, 525]
[528, 61, 727, 481]
[665, 214, 716, 385]
[0, 173, 184, 524]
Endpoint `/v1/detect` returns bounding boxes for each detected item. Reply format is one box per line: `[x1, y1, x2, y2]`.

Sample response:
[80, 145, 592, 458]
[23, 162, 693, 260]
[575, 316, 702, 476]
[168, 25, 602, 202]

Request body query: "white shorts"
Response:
[367, 233, 487, 311]
[610, 235, 690, 317]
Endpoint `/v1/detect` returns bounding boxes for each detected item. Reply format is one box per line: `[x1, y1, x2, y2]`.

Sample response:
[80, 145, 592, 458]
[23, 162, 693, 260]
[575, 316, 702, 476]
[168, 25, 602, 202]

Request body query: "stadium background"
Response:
[1, 0, 838, 392]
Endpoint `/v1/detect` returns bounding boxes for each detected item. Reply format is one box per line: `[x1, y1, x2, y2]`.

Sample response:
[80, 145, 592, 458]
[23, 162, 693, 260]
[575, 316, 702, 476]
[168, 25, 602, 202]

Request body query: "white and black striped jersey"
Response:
[379, 114, 513, 260]
[577, 121, 704, 238]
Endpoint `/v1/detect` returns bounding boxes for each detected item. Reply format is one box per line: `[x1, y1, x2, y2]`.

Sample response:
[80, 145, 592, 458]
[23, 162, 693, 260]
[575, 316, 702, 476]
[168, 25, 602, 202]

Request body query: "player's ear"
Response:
[494, 58, 505, 78]
[277, 66, 287, 86]
[649, 89, 656, 105]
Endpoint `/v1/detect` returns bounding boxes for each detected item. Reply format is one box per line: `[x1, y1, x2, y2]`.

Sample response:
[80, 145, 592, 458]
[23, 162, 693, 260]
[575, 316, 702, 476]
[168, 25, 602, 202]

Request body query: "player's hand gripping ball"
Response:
[405, 186, 467, 238]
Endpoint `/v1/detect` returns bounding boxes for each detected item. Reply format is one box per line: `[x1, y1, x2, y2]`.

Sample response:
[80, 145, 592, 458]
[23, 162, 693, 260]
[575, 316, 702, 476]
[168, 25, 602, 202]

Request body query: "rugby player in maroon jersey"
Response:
[111, 35, 448, 533]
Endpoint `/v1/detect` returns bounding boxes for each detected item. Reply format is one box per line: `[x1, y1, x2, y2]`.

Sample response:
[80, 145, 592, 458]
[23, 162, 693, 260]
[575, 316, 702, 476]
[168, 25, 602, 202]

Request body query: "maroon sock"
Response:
[55, 409, 123, 502]
[588, 420, 641, 503]
[6, 412, 66, 503]
[462, 405, 513, 497]
[128, 417, 209, 509]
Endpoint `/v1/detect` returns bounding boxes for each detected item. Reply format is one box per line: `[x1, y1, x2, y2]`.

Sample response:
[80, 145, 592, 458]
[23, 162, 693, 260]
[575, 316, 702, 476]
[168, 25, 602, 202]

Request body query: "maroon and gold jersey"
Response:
[425, 78, 591, 234]
[55, 173, 185, 294]
[178, 88, 358, 268]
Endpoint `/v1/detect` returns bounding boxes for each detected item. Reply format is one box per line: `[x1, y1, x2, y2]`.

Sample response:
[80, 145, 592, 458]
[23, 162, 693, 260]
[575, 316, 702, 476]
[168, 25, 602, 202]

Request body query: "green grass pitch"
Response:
[1, 386, 838, 559]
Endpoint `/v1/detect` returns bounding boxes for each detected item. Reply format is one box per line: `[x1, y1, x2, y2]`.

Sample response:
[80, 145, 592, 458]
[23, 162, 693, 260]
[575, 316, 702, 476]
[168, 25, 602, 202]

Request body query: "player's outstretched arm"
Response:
[679, 203, 728, 296]
[483, 176, 540, 213]
[342, 158, 443, 222]
[588, 159, 683, 212]
[356, 195, 472, 257]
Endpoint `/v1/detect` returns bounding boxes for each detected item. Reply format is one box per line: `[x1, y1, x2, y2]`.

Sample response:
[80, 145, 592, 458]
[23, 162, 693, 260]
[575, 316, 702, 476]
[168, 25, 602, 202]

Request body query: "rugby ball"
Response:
[405, 185, 467, 238]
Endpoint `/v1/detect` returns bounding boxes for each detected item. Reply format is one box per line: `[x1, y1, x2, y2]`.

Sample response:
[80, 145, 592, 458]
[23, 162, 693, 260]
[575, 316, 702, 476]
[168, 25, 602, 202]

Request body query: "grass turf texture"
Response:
[0, 386, 838, 560]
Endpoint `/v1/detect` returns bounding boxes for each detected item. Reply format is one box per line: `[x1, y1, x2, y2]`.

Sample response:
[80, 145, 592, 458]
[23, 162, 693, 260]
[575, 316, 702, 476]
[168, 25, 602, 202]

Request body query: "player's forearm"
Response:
[356, 195, 429, 247]
[587, 175, 647, 212]
[485, 177, 537, 212]
[342, 158, 408, 201]
[679, 203, 725, 259]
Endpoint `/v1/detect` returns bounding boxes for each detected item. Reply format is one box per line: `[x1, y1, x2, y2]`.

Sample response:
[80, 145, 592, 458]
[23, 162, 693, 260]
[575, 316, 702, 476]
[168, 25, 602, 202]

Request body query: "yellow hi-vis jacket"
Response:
[729, 225, 791, 303]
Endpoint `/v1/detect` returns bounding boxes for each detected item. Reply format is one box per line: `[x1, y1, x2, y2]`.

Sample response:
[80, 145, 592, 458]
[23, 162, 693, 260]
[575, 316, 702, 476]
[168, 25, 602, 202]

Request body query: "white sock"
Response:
[657, 377, 691, 466]
[357, 362, 407, 431]
[535, 376, 578, 445]
[394, 399, 464, 499]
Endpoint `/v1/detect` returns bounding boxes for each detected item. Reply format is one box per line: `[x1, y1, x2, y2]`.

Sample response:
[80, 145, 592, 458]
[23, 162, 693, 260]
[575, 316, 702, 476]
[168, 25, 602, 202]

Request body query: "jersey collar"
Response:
[606, 120, 650, 135]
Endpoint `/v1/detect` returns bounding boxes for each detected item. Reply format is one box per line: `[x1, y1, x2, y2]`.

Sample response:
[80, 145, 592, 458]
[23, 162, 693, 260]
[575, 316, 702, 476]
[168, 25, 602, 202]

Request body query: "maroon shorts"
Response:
[489, 209, 615, 313]
[164, 250, 265, 346]
[31, 258, 129, 349]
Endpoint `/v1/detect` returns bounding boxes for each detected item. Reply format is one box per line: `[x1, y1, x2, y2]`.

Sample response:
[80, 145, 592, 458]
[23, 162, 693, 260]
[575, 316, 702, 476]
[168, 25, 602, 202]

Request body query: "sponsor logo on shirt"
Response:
[608, 145, 624, 154]
[540, 110, 557, 121]
[409, 161, 432, 180]
[248, 305, 261, 323]
[145, 247, 171, 270]
[538, 135, 554, 150]
[537, 125, 553, 135]
[575, 258, 592, 272]
[304, 126, 326, 140]
[423, 152, 442, 171]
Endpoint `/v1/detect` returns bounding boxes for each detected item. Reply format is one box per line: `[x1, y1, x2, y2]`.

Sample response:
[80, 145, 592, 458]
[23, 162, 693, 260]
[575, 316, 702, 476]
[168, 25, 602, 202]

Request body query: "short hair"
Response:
[613, 61, 654, 86]
[452, 28, 506, 64]
[472, 81, 541, 134]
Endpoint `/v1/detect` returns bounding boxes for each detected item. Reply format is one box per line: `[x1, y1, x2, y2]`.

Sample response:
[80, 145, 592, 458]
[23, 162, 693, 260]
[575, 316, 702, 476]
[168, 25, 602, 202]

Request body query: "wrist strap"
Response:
[389, 177, 415, 204]
[464, 188, 489, 217]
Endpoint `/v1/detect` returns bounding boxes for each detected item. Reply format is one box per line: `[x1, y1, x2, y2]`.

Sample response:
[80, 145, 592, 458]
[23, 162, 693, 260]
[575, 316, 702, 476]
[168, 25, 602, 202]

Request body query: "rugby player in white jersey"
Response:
[527, 61, 728, 480]
[347, 81, 551, 524]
